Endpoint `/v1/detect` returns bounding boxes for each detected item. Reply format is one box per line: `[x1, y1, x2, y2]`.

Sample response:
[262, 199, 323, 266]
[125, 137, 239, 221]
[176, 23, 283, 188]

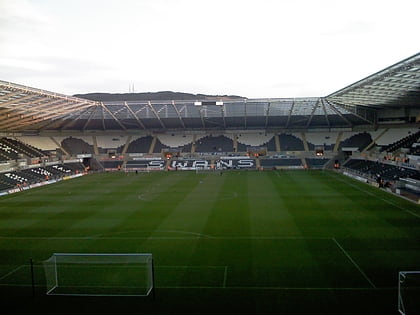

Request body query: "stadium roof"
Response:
[0, 53, 419, 133]
[326, 53, 420, 109]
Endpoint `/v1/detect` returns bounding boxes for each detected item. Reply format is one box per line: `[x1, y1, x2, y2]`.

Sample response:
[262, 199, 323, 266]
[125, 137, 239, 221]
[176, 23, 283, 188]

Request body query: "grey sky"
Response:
[0, 0, 419, 98]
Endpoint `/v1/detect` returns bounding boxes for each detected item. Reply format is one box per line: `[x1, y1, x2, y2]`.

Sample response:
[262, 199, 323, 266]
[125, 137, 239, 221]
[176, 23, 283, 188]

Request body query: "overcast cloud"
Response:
[0, 0, 419, 98]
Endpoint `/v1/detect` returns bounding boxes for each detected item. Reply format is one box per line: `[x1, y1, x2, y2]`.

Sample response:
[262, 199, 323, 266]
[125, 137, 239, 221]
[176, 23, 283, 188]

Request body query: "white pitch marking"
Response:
[332, 238, 376, 289]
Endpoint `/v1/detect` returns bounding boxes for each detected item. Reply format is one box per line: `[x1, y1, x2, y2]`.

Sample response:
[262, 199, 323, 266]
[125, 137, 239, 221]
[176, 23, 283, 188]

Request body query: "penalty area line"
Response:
[332, 238, 376, 289]
[0, 265, 26, 281]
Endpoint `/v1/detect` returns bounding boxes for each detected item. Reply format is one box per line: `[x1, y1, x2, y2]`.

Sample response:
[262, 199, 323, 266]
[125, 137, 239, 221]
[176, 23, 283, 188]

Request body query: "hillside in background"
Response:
[74, 91, 245, 102]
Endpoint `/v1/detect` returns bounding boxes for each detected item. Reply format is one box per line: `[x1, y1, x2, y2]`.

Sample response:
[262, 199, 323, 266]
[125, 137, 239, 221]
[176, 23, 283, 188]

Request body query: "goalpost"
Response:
[398, 271, 420, 315]
[43, 253, 154, 297]
[195, 167, 214, 174]
[123, 164, 151, 173]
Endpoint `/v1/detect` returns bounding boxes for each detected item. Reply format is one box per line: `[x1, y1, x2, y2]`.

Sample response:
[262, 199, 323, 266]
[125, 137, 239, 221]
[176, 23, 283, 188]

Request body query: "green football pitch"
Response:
[0, 170, 419, 314]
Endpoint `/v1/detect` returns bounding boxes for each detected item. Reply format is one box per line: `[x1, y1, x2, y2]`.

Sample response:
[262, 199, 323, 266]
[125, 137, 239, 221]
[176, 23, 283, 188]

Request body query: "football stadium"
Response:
[0, 53, 419, 315]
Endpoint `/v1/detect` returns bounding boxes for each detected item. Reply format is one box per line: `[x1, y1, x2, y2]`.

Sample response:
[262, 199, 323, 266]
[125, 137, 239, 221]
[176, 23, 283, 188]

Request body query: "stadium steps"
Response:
[362, 128, 388, 153]
[92, 136, 99, 155]
[50, 137, 69, 156]
[381, 130, 420, 153]
[149, 136, 157, 154]
[274, 133, 280, 152]
[233, 134, 238, 152]
[301, 132, 309, 152]
[333, 131, 343, 152]
[191, 135, 197, 153]
[121, 135, 132, 154]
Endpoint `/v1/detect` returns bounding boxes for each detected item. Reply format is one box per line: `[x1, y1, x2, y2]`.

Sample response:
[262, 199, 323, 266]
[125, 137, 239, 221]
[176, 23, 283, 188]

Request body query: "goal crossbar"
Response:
[43, 253, 154, 297]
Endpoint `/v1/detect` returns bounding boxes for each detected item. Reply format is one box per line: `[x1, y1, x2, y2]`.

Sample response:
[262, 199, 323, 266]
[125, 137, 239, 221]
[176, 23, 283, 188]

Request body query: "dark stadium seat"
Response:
[343, 159, 420, 181]
[279, 134, 304, 151]
[381, 130, 420, 153]
[260, 158, 302, 168]
[306, 158, 329, 168]
[61, 137, 94, 155]
[195, 135, 233, 153]
[339, 132, 372, 151]
[124, 136, 153, 153]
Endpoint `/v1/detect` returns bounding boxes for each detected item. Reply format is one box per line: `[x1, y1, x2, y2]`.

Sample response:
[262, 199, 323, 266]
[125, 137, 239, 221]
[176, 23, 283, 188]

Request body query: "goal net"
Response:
[398, 271, 420, 315]
[43, 253, 154, 296]
[123, 164, 151, 172]
[195, 167, 214, 173]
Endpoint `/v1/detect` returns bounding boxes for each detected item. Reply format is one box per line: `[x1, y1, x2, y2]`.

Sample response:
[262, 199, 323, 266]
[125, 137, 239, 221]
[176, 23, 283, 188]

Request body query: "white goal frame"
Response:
[398, 271, 420, 315]
[195, 167, 214, 173]
[123, 164, 151, 172]
[43, 253, 154, 297]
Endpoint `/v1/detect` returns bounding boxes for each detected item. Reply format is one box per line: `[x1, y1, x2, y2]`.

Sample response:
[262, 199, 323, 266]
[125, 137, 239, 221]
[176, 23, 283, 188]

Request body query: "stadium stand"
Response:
[373, 128, 417, 148]
[152, 137, 170, 153]
[381, 130, 420, 153]
[279, 134, 304, 151]
[18, 136, 59, 152]
[305, 158, 329, 169]
[266, 136, 277, 152]
[102, 160, 123, 171]
[0, 139, 19, 160]
[61, 137, 94, 155]
[0, 137, 46, 161]
[306, 132, 338, 151]
[96, 136, 128, 153]
[339, 132, 372, 151]
[236, 134, 276, 152]
[156, 134, 194, 148]
[178, 142, 193, 153]
[0, 162, 85, 191]
[343, 159, 419, 181]
[1, 138, 45, 158]
[260, 158, 303, 168]
[195, 135, 234, 153]
[124, 136, 154, 153]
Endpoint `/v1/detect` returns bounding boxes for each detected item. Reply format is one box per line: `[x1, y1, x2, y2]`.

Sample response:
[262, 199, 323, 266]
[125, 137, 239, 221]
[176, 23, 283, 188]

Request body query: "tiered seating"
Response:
[0, 172, 29, 185]
[96, 136, 128, 152]
[237, 134, 276, 152]
[260, 158, 302, 168]
[178, 142, 192, 153]
[306, 158, 329, 168]
[340, 132, 372, 151]
[17, 136, 58, 151]
[195, 135, 233, 153]
[2, 138, 45, 157]
[266, 137, 277, 151]
[124, 136, 153, 153]
[0, 139, 19, 160]
[61, 137, 94, 155]
[102, 161, 123, 170]
[344, 159, 419, 181]
[153, 138, 170, 153]
[381, 130, 420, 152]
[0, 162, 85, 191]
[376, 128, 418, 147]
[61, 162, 85, 173]
[237, 141, 247, 152]
[45, 165, 72, 175]
[0, 182, 11, 191]
[19, 168, 50, 181]
[279, 134, 304, 151]
[306, 132, 337, 151]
